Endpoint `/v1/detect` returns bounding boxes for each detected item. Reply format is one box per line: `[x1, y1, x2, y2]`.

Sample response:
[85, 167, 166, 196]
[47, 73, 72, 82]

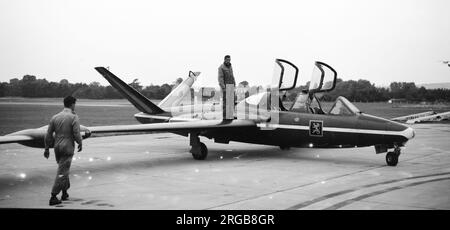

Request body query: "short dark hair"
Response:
[64, 96, 77, 107]
[224, 55, 230, 59]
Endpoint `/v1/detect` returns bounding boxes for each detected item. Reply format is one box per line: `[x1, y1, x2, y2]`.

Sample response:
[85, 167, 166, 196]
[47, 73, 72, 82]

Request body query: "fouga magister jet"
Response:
[0, 59, 415, 166]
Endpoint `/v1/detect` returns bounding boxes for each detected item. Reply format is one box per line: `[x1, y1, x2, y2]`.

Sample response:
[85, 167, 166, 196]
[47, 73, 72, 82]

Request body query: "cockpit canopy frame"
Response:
[308, 61, 338, 94]
[276, 59, 299, 91]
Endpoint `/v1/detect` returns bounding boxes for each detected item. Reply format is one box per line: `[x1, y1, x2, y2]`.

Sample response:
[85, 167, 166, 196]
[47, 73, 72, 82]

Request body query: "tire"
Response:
[192, 142, 208, 160]
[386, 152, 398, 166]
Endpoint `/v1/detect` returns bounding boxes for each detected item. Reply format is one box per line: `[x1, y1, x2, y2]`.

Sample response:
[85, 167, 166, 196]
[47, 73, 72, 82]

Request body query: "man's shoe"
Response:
[49, 197, 61, 206]
[61, 192, 69, 201]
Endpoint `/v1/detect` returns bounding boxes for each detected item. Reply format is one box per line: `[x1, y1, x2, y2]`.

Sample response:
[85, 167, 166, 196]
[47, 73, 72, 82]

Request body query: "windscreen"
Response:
[329, 96, 360, 115]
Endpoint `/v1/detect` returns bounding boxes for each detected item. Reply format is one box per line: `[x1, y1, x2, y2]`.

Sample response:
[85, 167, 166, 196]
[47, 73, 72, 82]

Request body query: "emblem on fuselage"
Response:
[309, 120, 323, 137]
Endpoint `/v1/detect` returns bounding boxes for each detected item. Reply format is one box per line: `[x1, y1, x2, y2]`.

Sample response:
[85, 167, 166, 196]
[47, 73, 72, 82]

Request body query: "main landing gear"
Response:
[190, 133, 208, 160]
[386, 145, 401, 166]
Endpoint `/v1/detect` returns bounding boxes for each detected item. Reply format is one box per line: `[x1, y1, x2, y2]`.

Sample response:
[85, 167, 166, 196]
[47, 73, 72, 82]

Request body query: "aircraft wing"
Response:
[0, 120, 257, 149]
[88, 119, 256, 134]
[0, 135, 34, 144]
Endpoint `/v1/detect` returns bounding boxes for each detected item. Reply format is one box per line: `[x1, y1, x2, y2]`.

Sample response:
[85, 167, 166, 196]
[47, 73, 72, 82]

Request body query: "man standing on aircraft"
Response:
[44, 96, 82, 206]
[218, 55, 236, 120]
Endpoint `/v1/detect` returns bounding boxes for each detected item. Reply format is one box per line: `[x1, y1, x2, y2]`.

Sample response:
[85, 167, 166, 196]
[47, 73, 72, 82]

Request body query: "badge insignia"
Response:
[309, 120, 323, 137]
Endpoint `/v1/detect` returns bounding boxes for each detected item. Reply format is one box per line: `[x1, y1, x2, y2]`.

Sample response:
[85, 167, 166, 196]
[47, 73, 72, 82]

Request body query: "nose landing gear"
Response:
[386, 145, 401, 166]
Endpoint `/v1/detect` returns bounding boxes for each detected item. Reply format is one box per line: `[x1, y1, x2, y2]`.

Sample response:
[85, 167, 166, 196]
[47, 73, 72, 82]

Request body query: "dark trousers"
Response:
[51, 154, 73, 195]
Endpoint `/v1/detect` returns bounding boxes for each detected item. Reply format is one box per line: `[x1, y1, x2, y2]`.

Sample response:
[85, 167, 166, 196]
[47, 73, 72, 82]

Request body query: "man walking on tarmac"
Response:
[218, 55, 236, 120]
[44, 96, 82, 206]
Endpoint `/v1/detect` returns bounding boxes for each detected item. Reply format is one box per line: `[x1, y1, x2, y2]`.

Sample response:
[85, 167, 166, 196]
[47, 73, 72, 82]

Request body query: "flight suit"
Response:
[45, 108, 82, 195]
[218, 63, 236, 119]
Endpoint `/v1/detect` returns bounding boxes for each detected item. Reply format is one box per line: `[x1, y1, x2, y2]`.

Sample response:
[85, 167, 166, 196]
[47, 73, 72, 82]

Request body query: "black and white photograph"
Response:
[0, 0, 449, 223]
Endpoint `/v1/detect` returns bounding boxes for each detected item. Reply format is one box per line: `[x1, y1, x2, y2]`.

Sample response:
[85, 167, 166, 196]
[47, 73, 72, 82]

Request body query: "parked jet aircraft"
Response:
[392, 111, 437, 122]
[0, 59, 415, 166]
[405, 111, 450, 124]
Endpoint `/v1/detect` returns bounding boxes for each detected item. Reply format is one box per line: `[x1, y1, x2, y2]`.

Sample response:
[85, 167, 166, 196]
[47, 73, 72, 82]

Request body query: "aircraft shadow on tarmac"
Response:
[73, 145, 380, 175]
[0, 145, 381, 194]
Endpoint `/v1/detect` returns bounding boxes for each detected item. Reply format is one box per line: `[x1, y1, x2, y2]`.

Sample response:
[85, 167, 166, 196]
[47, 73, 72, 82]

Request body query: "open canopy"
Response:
[308, 61, 337, 93]
[273, 59, 299, 91]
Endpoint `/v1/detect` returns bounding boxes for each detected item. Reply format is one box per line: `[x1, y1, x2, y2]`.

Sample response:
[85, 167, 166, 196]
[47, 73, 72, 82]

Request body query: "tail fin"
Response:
[95, 67, 165, 114]
[158, 71, 200, 109]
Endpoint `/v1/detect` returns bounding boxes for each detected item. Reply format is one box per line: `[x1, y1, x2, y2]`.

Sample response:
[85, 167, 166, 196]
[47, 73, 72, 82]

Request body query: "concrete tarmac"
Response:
[0, 123, 449, 210]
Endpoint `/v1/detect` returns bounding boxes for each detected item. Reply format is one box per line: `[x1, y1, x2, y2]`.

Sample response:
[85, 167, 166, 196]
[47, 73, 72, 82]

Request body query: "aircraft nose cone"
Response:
[404, 127, 415, 140]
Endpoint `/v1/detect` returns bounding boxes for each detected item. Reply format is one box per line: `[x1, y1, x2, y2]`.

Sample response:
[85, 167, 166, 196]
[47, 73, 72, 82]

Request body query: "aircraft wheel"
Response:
[386, 152, 398, 166]
[279, 146, 291, 150]
[192, 142, 208, 160]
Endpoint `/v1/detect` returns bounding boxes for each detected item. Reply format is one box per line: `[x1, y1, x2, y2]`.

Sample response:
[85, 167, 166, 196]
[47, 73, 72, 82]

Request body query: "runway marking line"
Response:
[324, 176, 450, 210]
[287, 171, 450, 210]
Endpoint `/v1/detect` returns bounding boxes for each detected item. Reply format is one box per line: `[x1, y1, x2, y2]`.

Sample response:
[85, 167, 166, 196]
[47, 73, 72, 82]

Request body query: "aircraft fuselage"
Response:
[134, 109, 414, 151]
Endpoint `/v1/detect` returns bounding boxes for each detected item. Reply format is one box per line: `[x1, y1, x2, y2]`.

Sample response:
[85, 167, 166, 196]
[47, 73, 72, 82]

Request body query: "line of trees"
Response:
[284, 79, 450, 103]
[0, 75, 183, 100]
[0, 75, 449, 102]
[323, 79, 450, 102]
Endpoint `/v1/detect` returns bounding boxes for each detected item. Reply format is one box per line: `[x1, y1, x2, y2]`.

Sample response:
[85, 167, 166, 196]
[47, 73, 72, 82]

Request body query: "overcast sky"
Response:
[0, 0, 449, 88]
